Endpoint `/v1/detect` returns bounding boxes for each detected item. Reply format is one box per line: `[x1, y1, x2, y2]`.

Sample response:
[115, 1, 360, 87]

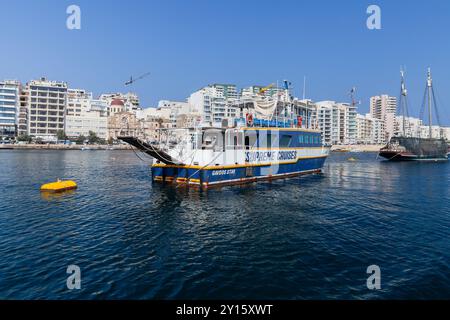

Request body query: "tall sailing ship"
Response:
[119, 81, 330, 188]
[379, 69, 449, 161]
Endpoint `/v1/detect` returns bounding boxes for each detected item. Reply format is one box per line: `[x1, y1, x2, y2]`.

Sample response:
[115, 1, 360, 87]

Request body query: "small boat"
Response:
[40, 180, 77, 192]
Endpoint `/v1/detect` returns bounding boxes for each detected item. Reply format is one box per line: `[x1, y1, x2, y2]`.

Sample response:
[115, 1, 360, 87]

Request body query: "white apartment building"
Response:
[65, 89, 108, 139]
[370, 95, 397, 142]
[100, 92, 141, 114]
[356, 113, 385, 144]
[337, 103, 357, 145]
[157, 100, 199, 127]
[0, 80, 20, 138]
[18, 86, 29, 136]
[312, 101, 357, 145]
[188, 84, 239, 126]
[241, 85, 284, 99]
[395, 116, 423, 138]
[312, 101, 341, 145]
[27, 78, 67, 141]
[441, 127, 450, 141]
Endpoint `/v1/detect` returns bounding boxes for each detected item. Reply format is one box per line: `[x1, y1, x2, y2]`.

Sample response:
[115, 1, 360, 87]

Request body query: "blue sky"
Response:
[1, 0, 450, 123]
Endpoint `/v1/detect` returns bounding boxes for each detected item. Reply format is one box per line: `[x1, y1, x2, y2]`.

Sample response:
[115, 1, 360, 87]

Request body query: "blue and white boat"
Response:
[119, 84, 330, 188]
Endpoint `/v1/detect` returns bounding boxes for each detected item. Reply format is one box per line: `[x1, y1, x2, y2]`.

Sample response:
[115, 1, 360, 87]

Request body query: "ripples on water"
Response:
[0, 150, 449, 299]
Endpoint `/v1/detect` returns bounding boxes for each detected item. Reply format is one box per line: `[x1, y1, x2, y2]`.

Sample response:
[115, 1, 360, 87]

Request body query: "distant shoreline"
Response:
[1, 144, 384, 152]
[331, 144, 383, 152]
[0, 144, 133, 151]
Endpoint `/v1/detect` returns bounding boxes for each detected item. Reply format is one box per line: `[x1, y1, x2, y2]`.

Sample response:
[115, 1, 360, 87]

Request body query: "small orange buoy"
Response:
[40, 180, 77, 192]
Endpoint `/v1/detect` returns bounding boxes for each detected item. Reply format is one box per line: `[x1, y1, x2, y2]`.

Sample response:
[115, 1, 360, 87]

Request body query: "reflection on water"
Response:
[0, 150, 449, 299]
[40, 190, 77, 201]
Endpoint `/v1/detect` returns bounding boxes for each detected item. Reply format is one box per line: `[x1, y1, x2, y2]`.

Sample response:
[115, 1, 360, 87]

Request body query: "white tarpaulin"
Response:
[253, 99, 277, 117]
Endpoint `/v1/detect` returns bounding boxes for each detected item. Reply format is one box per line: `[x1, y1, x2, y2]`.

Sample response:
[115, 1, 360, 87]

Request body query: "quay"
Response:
[331, 145, 384, 153]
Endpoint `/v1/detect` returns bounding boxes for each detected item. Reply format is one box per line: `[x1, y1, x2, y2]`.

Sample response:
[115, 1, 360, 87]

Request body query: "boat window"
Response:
[202, 130, 225, 152]
[299, 135, 303, 144]
[226, 130, 243, 150]
[279, 135, 292, 148]
[245, 136, 250, 150]
[244, 130, 257, 150]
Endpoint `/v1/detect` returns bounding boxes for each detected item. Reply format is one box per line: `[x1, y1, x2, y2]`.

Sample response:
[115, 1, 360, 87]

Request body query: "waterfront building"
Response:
[241, 85, 284, 99]
[188, 84, 239, 126]
[441, 127, 450, 141]
[157, 100, 199, 127]
[141, 116, 171, 143]
[17, 85, 29, 136]
[337, 103, 357, 145]
[370, 95, 397, 142]
[26, 78, 67, 141]
[312, 101, 340, 145]
[395, 116, 423, 138]
[356, 113, 385, 144]
[107, 111, 142, 140]
[65, 89, 108, 139]
[100, 92, 141, 114]
[0, 80, 20, 138]
[311, 101, 358, 146]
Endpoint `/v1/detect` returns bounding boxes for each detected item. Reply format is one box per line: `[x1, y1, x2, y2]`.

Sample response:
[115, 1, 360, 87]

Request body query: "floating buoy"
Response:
[348, 157, 357, 162]
[40, 180, 77, 192]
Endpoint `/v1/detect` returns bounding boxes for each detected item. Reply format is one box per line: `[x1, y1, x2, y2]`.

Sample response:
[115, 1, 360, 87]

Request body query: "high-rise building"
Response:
[241, 85, 283, 99]
[188, 84, 239, 125]
[0, 80, 20, 138]
[337, 103, 357, 145]
[312, 101, 341, 145]
[370, 95, 397, 142]
[356, 113, 385, 144]
[312, 101, 357, 145]
[26, 78, 67, 141]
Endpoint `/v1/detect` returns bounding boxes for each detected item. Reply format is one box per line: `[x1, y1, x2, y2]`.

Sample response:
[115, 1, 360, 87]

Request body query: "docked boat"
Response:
[379, 69, 449, 161]
[119, 83, 330, 188]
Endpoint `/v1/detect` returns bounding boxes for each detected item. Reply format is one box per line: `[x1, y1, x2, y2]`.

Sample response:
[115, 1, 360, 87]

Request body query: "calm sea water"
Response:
[0, 150, 449, 299]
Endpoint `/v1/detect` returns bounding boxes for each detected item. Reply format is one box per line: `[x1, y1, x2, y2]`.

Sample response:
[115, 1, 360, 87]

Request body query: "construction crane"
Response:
[259, 83, 275, 95]
[125, 72, 151, 86]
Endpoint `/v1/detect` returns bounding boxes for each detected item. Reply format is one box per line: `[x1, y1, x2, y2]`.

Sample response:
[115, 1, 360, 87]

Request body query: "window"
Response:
[279, 135, 292, 147]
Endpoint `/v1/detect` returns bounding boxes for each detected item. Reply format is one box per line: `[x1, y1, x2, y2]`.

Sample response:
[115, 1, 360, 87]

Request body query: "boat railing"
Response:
[234, 117, 301, 128]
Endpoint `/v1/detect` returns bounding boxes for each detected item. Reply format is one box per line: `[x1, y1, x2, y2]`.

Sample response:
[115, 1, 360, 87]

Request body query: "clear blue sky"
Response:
[1, 0, 450, 123]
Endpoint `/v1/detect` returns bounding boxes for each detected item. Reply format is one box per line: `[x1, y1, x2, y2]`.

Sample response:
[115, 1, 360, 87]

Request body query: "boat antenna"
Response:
[302, 76, 306, 100]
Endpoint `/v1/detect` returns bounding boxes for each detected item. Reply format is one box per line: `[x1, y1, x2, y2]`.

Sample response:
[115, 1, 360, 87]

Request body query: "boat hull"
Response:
[152, 155, 328, 188]
[379, 137, 448, 161]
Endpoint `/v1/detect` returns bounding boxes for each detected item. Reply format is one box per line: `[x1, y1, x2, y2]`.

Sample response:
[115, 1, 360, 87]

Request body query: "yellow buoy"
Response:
[40, 180, 77, 192]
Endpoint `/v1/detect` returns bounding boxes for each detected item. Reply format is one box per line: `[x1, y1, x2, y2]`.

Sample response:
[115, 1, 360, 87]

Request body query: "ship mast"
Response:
[427, 68, 433, 139]
[400, 69, 408, 136]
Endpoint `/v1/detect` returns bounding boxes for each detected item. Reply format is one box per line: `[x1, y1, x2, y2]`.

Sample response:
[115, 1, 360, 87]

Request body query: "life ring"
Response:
[246, 113, 254, 127]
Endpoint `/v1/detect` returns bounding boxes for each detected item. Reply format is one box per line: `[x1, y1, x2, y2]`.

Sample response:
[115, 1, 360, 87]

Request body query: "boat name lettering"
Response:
[212, 169, 236, 176]
[245, 150, 297, 162]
